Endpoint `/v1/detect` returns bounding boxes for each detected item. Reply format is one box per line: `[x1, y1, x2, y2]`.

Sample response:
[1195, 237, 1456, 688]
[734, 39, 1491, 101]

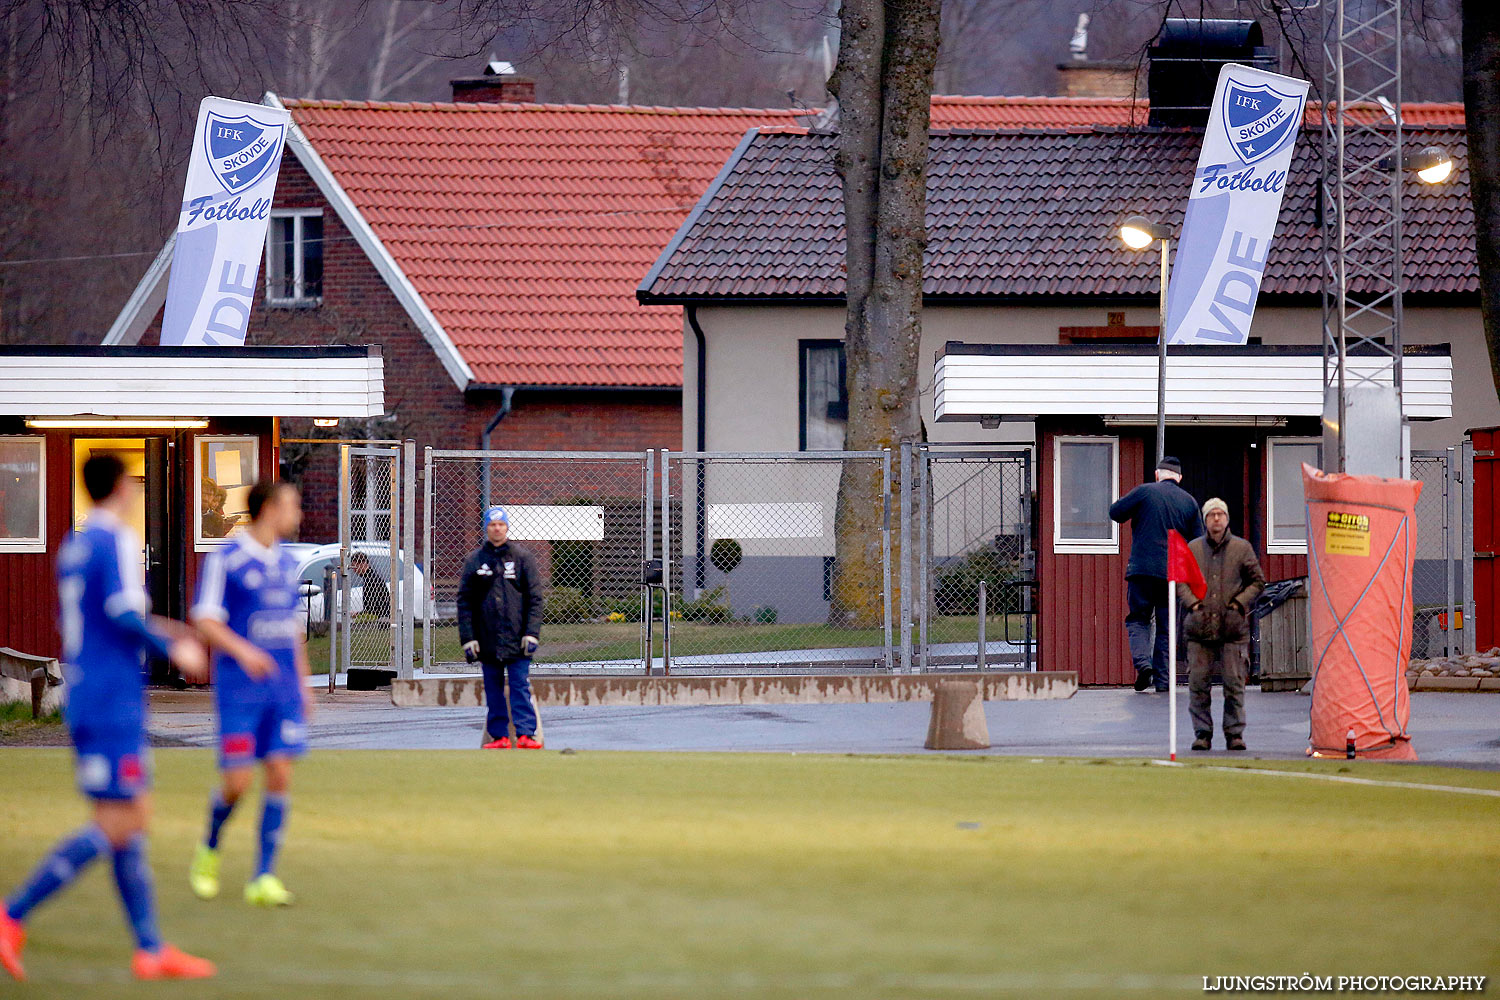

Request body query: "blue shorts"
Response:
[71, 729, 152, 801]
[217, 694, 307, 770]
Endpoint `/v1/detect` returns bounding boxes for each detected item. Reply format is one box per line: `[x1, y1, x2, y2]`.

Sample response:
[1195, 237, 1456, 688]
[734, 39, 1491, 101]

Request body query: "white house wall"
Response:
[685, 303, 1495, 456]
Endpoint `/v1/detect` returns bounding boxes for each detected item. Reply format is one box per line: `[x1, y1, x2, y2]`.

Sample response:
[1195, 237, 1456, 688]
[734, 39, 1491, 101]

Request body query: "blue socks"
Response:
[7, 827, 163, 953]
[110, 834, 162, 953]
[4, 825, 109, 922]
[257, 794, 287, 877]
[205, 791, 235, 849]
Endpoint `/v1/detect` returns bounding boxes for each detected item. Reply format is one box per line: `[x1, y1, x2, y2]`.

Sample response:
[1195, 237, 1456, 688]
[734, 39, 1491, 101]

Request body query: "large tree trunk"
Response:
[1465, 1, 1500, 401]
[827, 0, 940, 629]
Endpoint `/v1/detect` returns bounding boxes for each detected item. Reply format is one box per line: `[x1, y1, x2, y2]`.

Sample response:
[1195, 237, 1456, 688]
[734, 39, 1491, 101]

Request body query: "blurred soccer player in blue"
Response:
[0, 454, 216, 982]
[188, 480, 313, 908]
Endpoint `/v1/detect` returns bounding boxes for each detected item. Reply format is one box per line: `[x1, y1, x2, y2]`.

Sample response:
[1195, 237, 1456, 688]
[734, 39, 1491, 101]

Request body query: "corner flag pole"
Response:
[1168, 579, 1177, 761]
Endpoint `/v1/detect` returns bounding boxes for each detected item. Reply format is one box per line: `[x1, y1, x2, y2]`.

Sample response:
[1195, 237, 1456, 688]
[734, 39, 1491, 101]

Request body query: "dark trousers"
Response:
[1125, 575, 1171, 691]
[481, 656, 538, 739]
[1188, 640, 1248, 739]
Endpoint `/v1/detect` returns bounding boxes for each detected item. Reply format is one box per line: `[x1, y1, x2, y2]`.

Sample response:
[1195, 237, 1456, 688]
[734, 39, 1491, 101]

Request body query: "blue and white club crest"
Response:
[1222, 78, 1305, 165]
[204, 111, 286, 195]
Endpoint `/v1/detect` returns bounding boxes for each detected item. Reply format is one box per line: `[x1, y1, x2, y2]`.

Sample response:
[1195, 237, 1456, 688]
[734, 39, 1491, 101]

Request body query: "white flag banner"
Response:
[160, 97, 290, 347]
[1164, 64, 1311, 345]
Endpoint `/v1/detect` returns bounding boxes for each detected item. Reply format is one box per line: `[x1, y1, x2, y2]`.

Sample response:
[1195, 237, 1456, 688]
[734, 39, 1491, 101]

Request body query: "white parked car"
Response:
[294, 542, 426, 625]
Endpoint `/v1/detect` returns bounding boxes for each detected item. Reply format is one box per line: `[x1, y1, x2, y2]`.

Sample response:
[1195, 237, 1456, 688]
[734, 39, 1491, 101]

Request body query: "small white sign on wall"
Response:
[504, 505, 606, 541]
[707, 502, 824, 539]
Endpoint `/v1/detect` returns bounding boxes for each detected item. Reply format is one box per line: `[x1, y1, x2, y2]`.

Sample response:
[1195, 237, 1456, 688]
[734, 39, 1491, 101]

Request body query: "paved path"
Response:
[147, 687, 1500, 766]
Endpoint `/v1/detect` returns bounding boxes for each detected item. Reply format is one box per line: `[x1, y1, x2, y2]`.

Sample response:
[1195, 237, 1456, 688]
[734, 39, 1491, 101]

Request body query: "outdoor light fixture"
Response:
[312, 418, 339, 428]
[25, 417, 209, 429]
[1118, 215, 1158, 251]
[1377, 145, 1455, 185]
[1413, 145, 1454, 185]
[1116, 215, 1173, 464]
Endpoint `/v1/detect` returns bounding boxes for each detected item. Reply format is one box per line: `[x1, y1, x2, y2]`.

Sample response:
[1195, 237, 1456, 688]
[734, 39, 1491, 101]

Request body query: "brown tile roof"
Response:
[638, 123, 1475, 302]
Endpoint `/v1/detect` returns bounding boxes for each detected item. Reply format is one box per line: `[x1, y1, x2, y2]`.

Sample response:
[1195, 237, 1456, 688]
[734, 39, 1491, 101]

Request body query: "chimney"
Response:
[450, 60, 536, 103]
[1055, 14, 1140, 99]
[1147, 19, 1275, 127]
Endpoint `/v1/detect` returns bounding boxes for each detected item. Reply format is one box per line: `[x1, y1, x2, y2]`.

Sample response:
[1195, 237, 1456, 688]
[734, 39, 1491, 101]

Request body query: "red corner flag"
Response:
[1168, 529, 1206, 602]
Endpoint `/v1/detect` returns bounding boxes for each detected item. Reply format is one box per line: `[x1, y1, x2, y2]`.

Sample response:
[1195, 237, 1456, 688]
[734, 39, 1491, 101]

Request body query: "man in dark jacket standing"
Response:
[1177, 498, 1265, 751]
[457, 506, 545, 749]
[1109, 456, 1203, 692]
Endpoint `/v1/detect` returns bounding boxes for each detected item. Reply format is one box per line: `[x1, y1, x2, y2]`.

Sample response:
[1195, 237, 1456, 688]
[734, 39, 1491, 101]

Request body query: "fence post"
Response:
[1463, 436, 1476, 655]
[900, 442, 913, 673]
[882, 448, 893, 672]
[918, 446, 930, 673]
[643, 449, 655, 675]
[977, 580, 987, 671]
[402, 440, 417, 679]
[421, 446, 433, 674]
[335, 444, 350, 692]
[1446, 446, 1456, 658]
[662, 449, 672, 675]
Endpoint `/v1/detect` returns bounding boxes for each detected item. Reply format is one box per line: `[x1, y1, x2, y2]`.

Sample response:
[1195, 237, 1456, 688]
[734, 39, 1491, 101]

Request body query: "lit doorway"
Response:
[72, 437, 171, 618]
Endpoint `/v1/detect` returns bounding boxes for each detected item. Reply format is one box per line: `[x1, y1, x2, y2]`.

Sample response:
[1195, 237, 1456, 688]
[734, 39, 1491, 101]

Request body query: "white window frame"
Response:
[265, 208, 324, 307]
[194, 435, 259, 551]
[0, 435, 46, 553]
[1052, 434, 1120, 555]
[1266, 436, 1321, 555]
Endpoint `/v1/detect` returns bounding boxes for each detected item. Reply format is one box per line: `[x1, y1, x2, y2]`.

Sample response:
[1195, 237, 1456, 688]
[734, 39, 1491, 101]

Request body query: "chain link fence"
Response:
[337, 445, 405, 679]
[422, 451, 651, 672]
[917, 447, 1034, 671]
[661, 452, 892, 671]
[1410, 449, 1462, 658]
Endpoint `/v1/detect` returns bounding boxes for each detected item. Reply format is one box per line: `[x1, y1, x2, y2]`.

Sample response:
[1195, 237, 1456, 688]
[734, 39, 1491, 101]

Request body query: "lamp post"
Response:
[1120, 216, 1172, 465]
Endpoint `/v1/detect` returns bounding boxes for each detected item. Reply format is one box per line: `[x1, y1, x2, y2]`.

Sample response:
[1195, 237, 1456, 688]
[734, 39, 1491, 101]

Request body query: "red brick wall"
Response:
[138, 154, 682, 543]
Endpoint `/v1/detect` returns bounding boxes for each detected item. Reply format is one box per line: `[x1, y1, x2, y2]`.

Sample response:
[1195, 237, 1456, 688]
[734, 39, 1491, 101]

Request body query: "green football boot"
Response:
[244, 873, 294, 908]
[188, 844, 220, 901]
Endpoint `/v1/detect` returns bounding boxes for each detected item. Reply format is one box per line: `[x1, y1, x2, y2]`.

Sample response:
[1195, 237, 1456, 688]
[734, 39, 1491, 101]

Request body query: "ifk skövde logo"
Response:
[204, 111, 286, 195]
[1222, 77, 1305, 166]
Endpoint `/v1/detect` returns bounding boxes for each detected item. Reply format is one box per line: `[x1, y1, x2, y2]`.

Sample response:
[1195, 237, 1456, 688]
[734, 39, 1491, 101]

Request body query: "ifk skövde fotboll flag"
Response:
[1163, 65, 1311, 345]
[160, 97, 290, 346]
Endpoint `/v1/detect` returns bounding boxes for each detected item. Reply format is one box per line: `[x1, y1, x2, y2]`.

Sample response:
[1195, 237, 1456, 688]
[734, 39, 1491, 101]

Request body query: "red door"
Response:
[1473, 428, 1500, 651]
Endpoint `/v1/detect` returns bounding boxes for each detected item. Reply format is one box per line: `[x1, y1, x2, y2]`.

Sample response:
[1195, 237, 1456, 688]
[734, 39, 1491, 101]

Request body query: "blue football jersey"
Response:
[191, 534, 302, 700]
[56, 508, 169, 737]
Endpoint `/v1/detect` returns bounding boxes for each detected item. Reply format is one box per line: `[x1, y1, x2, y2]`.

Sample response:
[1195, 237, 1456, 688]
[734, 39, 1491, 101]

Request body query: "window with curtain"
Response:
[800, 341, 848, 451]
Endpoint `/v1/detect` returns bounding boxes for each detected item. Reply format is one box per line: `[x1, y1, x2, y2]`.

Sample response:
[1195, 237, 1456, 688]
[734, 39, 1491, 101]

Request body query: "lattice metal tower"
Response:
[1321, 0, 1405, 474]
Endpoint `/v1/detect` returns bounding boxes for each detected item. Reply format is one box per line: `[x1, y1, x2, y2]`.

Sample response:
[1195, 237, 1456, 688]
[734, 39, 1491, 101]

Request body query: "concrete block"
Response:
[1411, 676, 1482, 692]
[924, 680, 990, 750]
[391, 671, 1078, 709]
[1478, 678, 1500, 692]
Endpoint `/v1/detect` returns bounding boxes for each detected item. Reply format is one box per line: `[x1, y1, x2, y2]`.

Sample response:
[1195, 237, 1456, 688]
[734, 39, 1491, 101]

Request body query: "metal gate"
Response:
[333, 443, 416, 687]
[661, 450, 893, 672]
[914, 446, 1035, 672]
[416, 447, 1040, 675]
[421, 450, 654, 672]
[1409, 448, 1468, 658]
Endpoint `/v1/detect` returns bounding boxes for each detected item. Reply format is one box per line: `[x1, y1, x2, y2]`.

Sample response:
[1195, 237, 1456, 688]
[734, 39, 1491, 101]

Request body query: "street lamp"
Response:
[1118, 215, 1172, 465]
[1412, 145, 1454, 185]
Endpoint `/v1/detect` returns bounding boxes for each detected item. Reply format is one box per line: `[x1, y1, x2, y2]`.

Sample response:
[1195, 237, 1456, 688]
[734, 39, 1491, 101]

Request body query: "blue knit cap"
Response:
[484, 505, 509, 526]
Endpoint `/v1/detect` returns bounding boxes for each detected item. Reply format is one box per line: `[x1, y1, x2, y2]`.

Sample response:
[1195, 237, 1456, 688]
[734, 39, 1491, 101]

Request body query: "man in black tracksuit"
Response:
[456, 505, 545, 748]
[1108, 456, 1203, 693]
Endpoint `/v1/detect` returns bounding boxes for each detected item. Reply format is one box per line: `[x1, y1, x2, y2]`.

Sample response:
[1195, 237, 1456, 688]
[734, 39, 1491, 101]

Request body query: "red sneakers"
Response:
[515, 734, 544, 749]
[131, 944, 216, 980]
[482, 737, 511, 749]
[0, 911, 26, 981]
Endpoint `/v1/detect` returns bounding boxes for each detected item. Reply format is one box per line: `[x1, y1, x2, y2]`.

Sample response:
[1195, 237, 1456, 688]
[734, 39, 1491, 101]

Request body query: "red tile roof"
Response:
[928, 95, 1464, 129]
[283, 99, 810, 388]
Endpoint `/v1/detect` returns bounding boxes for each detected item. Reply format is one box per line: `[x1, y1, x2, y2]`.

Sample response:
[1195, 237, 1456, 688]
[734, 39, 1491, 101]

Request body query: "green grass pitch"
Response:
[1, 750, 1497, 998]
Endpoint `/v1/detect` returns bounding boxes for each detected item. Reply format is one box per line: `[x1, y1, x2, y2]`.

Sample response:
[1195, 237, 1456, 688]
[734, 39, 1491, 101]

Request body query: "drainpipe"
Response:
[687, 306, 708, 593]
[480, 386, 515, 508]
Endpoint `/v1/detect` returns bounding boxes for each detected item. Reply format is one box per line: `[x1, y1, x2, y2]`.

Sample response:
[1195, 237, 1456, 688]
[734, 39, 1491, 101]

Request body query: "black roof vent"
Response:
[1147, 19, 1277, 128]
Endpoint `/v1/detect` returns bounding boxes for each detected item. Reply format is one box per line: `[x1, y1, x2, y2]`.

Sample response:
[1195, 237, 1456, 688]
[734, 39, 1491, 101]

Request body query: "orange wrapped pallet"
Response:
[1302, 464, 1422, 760]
